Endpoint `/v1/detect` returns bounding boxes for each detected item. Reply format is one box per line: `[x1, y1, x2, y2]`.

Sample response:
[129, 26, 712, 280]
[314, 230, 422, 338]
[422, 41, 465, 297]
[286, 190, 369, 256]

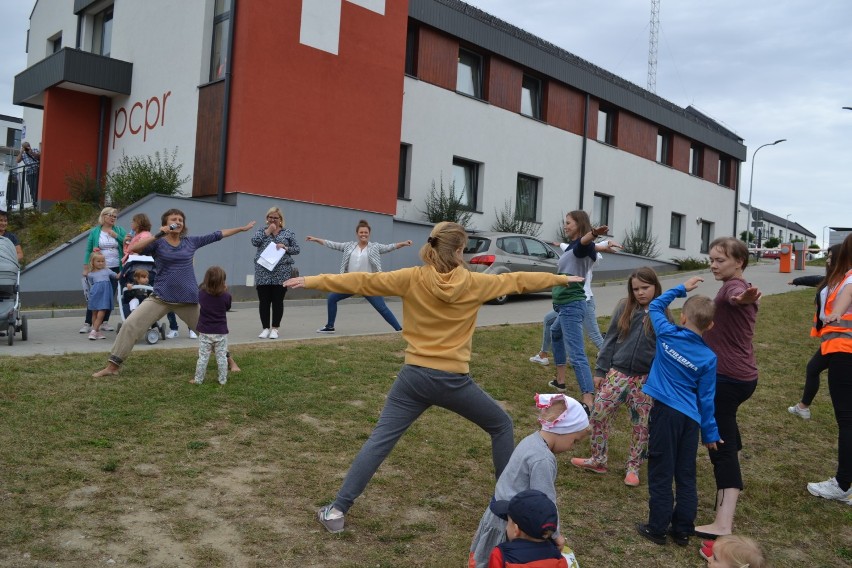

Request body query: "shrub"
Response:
[671, 256, 710, 270]
[65, 164, 103, 206]
[105, 148, 189, 208]
[763, 236, 781, 248]
[621, 224, 660, 258]
[420, 175, 473, 229]
[491, 199, 541, 237]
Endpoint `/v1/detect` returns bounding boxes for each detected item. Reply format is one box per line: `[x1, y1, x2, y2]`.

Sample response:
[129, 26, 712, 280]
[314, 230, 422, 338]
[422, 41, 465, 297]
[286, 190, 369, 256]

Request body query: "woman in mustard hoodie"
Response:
[284, 221, 583, 534]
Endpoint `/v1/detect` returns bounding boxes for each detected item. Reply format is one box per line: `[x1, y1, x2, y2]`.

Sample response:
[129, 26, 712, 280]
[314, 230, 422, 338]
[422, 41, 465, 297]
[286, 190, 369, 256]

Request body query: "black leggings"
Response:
[801, 348, 830, 406]
[257, 284, 287, 329]
[708, 376, 757, 490]
[828, 352, 852, 490]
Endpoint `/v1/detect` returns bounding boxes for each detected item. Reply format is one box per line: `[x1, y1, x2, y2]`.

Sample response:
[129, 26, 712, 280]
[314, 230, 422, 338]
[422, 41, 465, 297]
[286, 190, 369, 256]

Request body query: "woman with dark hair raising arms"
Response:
[284, 221, 583, 534]
[92, 209, 254, 377]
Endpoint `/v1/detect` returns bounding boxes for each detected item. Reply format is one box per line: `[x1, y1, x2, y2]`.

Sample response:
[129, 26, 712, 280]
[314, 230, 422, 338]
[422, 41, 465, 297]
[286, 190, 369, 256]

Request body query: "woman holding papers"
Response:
[306, 220, 412, 334]
[251, 206, 300, 339]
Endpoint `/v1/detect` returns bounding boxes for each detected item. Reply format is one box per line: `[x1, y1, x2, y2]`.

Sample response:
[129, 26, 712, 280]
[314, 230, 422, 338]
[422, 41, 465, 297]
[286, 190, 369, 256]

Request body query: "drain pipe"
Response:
[97, 96, 107, 199]
[579, 94, 590, 209]
[216, 0, 238, 202]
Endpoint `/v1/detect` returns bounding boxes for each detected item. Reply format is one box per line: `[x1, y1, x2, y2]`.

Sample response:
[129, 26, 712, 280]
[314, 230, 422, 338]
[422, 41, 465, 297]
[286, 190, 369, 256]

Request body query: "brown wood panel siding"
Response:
[417, 26, 457, 91]
[487, 56, 521, 112]
[192, 81, 224, 197]
[565, 88, 585, 136]
[703, 148, 720, 182]
[671, 134, 690, 173]
[730, 160, 739, 191]
[616, 112, 656, 160]
[588, 98, 600, 140]
[544, 81, 570, 130]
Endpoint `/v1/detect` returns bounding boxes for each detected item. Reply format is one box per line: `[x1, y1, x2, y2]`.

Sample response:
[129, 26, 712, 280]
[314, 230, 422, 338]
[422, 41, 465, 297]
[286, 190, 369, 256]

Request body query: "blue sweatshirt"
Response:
[642, 285, 720, 444]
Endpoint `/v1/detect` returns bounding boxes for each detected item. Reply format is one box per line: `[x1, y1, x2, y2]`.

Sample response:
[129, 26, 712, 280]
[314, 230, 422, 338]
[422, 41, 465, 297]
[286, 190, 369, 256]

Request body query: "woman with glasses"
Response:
[80, 207, 126, 335]
[251, 207, 300, 339]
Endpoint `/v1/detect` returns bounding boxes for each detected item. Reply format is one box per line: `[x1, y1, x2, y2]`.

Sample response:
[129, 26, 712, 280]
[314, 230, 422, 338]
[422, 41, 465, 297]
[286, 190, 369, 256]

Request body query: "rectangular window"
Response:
[700, 221, 713, 254]
[656, 131, 672, 165]
[457, 49, 483, 98]
[635, 204, 651, 239]
[209, 0, 232, 82]
[397, 144, 410, 199]
[404, 25, 418, 76]
[452, 157, 479, 210]
[516, 174, 539, 221]
[670, 213, 684, 248]
[597, 108, 614, 144]
[6, 128, 22, 148]
[689, 144, 703, 176]
[521, 75, 541, 119]
[50, 33, 62, 54]
[92, 6, 113, 56]
[593, 193, 611, 228]
[718, 156, 731, 187]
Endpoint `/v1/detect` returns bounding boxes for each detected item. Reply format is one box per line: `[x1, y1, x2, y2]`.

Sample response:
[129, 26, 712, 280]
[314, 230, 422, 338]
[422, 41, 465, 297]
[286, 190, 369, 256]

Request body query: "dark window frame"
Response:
[700, 221, 713, 253]
[451, 156, 480, 211]
[457, 48, 483, 99]
[516, 173, 539, 222]
[521, 74, 542, 119]
[670, 213, 684, 248]
[689, 144, 703, 176]
[209, 0, 232, 82]
[597, 108, 615, 145]
[656, 130, 672, 165]
[397, 143, 411, 199]
[593, 193, 611, 228]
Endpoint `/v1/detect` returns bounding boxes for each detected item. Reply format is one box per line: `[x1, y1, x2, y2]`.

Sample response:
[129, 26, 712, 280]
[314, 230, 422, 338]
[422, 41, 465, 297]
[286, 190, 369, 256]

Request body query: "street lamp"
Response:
[785, 213, 792, 241]
[844, 107, 852, 111]
[746, 139, 786, 250]
[823, 225, 829, 251]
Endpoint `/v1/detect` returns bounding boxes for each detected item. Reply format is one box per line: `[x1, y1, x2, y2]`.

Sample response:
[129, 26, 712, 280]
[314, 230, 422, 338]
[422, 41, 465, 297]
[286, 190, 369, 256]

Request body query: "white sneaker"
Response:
[788, 404, 811, 420]
[79, 323, 91, 334]
[166, 330, 179, 339]
[100, 322, 114, 332]
[88, 330, 98, 340]
[258, 328, 270, 339]
[269, 329, 279, 339]
[189, 330, 198, 339]
[529, 354, 550, 366]
[807, 477, 852, 505]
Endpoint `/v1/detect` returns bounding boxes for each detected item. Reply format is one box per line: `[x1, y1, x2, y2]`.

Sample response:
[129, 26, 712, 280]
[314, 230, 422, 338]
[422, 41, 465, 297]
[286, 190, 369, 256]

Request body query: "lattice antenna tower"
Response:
[647, 0, 660, 93]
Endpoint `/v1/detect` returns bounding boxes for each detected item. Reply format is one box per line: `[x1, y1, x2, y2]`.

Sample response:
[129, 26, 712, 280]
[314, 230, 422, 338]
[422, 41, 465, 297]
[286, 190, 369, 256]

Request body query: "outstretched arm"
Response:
[824, 284, 852, 323]
[221, 221, 256, 238]
[731, 285, 761, 305]
[305, 236, 326, 245]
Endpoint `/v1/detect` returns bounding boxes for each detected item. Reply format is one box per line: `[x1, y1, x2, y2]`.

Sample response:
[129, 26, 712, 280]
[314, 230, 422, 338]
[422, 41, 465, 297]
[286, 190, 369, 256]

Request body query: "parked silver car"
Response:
[463, 232, 561, 304]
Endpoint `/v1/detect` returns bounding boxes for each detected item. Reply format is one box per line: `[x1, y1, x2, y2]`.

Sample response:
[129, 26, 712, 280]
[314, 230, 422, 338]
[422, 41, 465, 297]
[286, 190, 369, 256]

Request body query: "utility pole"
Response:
[647, 0, 660, 93]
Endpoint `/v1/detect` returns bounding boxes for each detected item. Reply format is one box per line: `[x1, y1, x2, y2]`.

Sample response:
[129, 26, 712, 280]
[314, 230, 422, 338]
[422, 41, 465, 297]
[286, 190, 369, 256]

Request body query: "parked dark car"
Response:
[463, 232, 561, 304]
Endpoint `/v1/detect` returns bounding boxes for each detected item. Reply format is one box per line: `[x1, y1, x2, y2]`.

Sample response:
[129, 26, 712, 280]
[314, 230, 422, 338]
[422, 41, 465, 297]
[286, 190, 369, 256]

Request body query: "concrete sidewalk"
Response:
[2, 261, 820, 358]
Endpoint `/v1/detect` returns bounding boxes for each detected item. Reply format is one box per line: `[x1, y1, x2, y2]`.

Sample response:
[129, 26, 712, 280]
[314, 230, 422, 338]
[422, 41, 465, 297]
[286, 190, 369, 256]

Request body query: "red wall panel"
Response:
[616, 111, 655, 160]
[226, 1, 409, 214]
[671, 134, 690, 173]
[40, 88, 105, 204]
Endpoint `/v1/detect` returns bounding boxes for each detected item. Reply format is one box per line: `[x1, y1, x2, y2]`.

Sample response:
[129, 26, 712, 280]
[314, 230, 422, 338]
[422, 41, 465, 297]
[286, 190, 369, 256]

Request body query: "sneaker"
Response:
[269, 329, 279, 339]
[100, 323, 114, 332]
[79, 323, 91, 334]
[548, 379, 566, 392]
[258, 328, 270, 339]
[529, 354, 550, 366]
[807, 477, 852, 504]
[316, 325, 336, 334]
[667, 528, 689, 547]
[166, 330, 179, 339]
[96, 332, 107, 340]
[88, 330, 98, 340]
[788, 403, 811, 420]
[189, 330, 198, 339]
[570, 457, 607, 474]
[316, 505, 345, 533]
[635, 523, 666, 545]
[624, 472, 640, 487]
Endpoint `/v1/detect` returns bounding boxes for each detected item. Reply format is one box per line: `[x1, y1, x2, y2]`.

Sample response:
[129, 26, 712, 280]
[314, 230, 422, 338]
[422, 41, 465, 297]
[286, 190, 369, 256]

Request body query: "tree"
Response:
[763, 236, 781, 249]
[491, 199, 541, 237]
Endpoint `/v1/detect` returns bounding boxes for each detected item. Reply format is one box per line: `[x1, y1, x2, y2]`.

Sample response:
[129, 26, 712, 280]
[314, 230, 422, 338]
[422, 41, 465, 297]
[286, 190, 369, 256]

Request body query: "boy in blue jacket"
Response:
[635, 276, 721, 547]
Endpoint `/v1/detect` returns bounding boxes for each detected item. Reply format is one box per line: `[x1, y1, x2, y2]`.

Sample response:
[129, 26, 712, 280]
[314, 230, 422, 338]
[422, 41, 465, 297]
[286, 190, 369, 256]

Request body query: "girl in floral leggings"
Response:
[571, 267, 670, 487]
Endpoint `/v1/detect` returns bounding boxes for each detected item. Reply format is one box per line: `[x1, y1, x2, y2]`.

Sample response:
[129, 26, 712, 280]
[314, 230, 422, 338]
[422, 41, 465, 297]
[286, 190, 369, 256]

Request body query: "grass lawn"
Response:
[1, 289, 850, 567]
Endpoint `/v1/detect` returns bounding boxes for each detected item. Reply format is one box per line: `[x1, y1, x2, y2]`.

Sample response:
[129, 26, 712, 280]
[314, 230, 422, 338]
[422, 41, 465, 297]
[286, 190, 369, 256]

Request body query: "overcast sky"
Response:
[2, 1, 850, 245]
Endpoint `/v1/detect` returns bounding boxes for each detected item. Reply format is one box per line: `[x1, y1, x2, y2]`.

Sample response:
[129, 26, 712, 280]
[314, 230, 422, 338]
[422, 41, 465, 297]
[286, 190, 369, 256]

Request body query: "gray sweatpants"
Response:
[332, 364, 514, 513]
[107, 296, 199, 366]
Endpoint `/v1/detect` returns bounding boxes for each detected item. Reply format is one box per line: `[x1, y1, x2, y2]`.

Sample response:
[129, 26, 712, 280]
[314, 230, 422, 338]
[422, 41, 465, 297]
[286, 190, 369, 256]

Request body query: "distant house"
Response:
[736, 203, 816, 247]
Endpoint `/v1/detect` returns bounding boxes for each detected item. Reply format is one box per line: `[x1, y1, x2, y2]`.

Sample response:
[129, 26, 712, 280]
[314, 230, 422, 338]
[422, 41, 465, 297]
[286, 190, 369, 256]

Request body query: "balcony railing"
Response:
[3, 163, 39, 212]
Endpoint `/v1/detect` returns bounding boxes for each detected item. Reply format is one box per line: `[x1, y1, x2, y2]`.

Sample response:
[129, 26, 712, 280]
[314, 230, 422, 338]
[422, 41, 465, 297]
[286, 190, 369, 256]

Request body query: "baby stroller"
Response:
[117, 254, 167, 344]
[0, 236, 27, 345]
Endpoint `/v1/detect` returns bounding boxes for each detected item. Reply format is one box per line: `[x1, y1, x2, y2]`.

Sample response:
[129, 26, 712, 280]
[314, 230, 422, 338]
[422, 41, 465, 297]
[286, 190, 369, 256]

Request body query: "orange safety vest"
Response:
[813, 269, 852, 355]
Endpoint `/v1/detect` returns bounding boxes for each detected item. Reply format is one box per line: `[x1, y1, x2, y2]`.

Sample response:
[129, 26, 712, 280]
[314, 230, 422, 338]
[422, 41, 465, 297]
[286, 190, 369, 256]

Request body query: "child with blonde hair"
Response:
[86, 251, 118, 340]
[469, 394, 589, 568]
[190, 266, 232, 386]
[702, 534, 767, 568]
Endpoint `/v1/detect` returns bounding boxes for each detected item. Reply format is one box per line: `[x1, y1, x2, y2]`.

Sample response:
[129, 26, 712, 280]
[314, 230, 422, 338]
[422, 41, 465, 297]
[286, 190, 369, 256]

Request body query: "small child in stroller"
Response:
[123, 268, 151, 312]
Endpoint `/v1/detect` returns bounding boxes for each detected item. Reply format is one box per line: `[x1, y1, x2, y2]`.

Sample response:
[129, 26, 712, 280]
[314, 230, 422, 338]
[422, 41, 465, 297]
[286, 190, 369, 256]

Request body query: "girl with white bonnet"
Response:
[469, 393, 590, 568]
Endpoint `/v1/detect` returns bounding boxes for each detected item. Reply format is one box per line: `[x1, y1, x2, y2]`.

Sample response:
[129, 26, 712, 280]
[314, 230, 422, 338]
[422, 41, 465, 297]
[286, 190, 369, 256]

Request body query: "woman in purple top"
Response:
[93, 208, 255, 377]
[694, 237, 761, 539]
